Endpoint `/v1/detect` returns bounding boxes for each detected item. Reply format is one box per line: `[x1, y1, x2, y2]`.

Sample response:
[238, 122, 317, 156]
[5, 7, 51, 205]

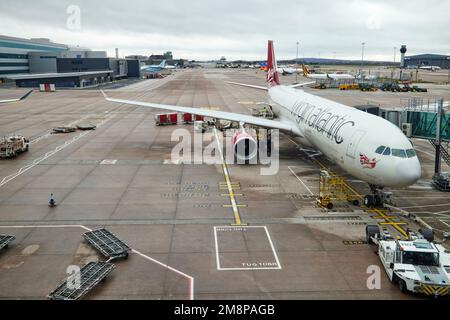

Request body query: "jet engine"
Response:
[232, 129, 258, 163]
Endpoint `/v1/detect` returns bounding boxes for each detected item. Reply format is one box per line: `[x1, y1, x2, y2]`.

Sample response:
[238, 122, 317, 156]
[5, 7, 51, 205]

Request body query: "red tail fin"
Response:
[267, 40, 280, 87]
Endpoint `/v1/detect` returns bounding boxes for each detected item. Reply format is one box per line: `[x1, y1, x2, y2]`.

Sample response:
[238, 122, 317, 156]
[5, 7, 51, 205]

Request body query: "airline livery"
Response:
[301, 64, 355, 80]
[103, 41, 421, 196]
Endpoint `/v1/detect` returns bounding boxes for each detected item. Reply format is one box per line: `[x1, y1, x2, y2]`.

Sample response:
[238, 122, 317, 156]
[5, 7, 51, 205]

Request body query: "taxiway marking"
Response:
[213, 226, 282, 271]
[0, 115, 114, 189]
[214, 128, 244, 226]
[440, 220, 450, 229]
[400, 203, 450, 209]
[288, 166, 314, 196]
[0, 224, 195, 300]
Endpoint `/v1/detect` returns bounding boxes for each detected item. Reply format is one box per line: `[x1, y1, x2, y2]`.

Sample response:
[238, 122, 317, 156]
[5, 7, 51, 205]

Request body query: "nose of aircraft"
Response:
[396, 159, 422, 186]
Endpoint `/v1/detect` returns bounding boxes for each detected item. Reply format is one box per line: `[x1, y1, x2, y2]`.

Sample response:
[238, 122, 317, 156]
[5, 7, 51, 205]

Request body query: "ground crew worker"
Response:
[49, 193, 56, 207]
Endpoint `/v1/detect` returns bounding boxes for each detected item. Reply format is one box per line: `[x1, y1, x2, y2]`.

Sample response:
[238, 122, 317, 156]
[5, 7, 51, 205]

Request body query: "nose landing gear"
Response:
[364, 184, 393, 208]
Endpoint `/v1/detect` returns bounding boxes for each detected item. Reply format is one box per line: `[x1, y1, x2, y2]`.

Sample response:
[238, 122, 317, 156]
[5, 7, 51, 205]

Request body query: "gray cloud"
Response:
[1, 0, 449, 60]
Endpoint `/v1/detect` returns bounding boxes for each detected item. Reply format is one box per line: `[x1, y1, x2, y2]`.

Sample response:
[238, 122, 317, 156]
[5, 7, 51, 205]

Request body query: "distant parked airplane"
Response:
[141, 60, 176, 72]
[301, 64, 355, 80]
[419, 66, 441, 72]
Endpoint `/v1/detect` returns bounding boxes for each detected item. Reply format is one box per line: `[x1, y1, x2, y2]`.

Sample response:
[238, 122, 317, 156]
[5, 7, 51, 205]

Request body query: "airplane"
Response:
[419, 66, 441, 72]
[259, 62, 298, 75]
[102, 40, 421, 205]
[277, 66, 301, 75]
[140, 60, 175, 72]
[301, 64, 355, 80]
[259, 62, 268, 71]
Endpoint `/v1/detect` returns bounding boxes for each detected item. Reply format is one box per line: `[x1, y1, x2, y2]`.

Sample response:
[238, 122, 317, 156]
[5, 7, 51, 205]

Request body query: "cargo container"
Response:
[183, 113, 194, 124]
[155, 113, 178, 126]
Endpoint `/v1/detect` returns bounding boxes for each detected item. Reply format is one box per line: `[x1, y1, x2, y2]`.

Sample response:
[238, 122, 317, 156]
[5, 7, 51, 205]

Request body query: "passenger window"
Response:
[383, 147, 391, 156]
[375, 146, 386, 154]
[392, 149, 407, 158]
[406, 149, 416, 158]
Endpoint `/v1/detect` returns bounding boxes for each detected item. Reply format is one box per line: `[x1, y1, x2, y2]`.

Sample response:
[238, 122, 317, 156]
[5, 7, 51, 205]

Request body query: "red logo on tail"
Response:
[267, 40, 280, 87]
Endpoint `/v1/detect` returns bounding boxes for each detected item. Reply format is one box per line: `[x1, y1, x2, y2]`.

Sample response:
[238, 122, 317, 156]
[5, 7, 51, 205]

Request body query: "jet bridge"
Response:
[404, 98, 450, 190]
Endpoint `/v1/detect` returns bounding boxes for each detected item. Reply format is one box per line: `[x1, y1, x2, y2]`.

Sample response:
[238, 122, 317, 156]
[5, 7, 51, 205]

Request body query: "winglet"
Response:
[290, 81, 316, 89]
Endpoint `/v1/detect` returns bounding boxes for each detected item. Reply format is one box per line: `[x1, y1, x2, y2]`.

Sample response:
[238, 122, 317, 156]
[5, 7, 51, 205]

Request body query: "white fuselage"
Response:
[306, 73, 355, 80]
[268, 85, 421, 187]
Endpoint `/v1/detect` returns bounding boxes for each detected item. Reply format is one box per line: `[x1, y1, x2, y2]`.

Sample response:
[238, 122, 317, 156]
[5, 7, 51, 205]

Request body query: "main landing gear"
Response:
[363, 184, 393, 208]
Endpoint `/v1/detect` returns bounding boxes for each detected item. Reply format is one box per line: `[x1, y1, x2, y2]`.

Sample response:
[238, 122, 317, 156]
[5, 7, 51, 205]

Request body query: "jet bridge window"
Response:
[392, 149, 407, 158]
[375, 146, 386, 154]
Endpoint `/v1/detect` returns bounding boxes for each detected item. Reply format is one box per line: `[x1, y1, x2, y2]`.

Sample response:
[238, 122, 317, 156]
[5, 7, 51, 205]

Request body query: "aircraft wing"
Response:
[226, 81, 267, 91]
[102, 91, 302, 136]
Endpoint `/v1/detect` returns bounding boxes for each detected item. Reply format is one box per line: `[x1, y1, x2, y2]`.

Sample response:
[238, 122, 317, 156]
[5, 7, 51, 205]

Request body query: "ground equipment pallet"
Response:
[48, 262, 115, 300]
[82, 228, 131, 260]
[0, 234, 15, 251]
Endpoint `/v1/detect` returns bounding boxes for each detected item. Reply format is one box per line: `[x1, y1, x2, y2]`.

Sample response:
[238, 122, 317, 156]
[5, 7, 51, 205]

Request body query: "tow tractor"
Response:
[366, 225, 450, 297]
[0, 135, 29, 159]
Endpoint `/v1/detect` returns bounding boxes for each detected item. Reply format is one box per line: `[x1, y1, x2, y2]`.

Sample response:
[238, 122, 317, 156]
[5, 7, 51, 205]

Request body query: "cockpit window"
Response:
[406, 149, 417, 158]
[392, 149, 407, 158]
[375, 146, 386, 154]
[383, 147, 391, 156]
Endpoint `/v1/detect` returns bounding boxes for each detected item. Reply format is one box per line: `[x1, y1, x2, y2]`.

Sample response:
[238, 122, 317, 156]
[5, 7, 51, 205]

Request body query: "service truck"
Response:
[0, 135, 29, 159]
[366, 225, 450, 297]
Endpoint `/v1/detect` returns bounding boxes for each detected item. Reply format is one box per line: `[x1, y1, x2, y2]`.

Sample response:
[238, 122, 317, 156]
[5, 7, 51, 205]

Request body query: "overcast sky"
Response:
[1, 0, 449, 61]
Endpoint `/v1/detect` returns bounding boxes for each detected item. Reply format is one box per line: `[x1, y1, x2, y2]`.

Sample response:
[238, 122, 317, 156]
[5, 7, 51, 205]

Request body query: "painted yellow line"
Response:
[379, 222, 407, 226]
[223, 204, 248, 208]
[214, 128, 245, 226]
[373, 208, 409, 238]
[221, 194, 243, 197]
[286, 135, 410, 238]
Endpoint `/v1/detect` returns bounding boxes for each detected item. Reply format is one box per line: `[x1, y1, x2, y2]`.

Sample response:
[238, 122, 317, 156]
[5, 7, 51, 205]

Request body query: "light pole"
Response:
[361, 42, 366, 76]
[394, 47, 397, 63]
[296, 41, 300, 84]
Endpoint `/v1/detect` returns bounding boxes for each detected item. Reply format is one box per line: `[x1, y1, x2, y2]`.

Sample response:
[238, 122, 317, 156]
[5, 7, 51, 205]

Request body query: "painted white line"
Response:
[214, 128, 242, 225]
[287, 136, 299, 147]
[30, 114, 92, 145]
[0, 225, 92, 231]
[0, 224, 195, 300]
[0, 115, 114, 189]
[400, 203, 450, 209]
[264, 226, 282, 270]
[100, 160, 118, 165]
[440, 220, 450, 228]
[431, 211, 450, 216]
[288, 166, 314, 196]
[213, 226, 221, 270]
[214, 226, 282, 271]
[132, 249, 194, 301]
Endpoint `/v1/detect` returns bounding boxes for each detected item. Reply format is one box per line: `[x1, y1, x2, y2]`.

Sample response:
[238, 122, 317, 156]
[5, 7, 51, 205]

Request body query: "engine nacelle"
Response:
[232, 130, 258, 162]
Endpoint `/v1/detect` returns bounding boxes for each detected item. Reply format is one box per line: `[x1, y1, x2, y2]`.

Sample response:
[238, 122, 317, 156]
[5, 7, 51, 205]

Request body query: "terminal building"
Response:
[404, 54, 450, 69]
[0, 34, 141, 88]
[0, 35, 68, 75]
